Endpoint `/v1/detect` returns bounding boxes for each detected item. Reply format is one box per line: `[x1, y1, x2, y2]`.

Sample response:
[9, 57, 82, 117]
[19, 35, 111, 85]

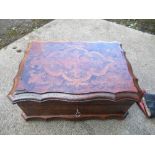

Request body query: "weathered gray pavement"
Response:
[0, 20, 32, 35]
[0, 19, 155, 134]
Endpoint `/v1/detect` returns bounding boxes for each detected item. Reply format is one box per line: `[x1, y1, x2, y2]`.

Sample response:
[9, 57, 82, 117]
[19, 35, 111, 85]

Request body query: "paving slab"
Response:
[0, 19, 155, 135]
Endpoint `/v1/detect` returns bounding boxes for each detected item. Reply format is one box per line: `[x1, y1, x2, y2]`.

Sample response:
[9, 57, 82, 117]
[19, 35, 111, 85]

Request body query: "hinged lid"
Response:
[8, 41, 143, 103]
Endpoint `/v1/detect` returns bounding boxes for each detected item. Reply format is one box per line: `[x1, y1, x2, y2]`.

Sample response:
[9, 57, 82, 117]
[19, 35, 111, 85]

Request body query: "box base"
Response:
[21, 112, 128, 121]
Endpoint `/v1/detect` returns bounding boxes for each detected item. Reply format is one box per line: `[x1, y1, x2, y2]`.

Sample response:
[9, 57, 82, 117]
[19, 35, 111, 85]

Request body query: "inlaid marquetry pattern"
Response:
[16, 42, 137, 94]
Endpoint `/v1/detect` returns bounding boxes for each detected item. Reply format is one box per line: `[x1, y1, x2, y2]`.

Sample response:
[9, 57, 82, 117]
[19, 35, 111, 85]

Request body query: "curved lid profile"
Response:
[8, 41, 143, 103]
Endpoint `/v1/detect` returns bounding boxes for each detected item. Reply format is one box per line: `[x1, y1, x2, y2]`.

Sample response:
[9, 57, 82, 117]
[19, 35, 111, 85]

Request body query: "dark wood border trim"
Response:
[8, 42, 32, 99]
[122, 50, 144, 101]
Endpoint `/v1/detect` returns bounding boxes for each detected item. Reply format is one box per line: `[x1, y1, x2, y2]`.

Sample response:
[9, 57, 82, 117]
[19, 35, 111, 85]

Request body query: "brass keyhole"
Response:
[75, 106, 81, 118]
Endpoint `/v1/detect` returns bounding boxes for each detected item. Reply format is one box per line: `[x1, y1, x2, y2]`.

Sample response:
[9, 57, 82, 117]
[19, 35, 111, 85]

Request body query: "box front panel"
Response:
[18, 100, 134, 116]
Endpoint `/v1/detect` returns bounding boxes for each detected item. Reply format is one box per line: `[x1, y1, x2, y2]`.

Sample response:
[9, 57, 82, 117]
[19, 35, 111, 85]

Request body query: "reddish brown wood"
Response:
[21, 112, 128, 121]
[8, 41, 144, 120]
[17, 100, 132, 121]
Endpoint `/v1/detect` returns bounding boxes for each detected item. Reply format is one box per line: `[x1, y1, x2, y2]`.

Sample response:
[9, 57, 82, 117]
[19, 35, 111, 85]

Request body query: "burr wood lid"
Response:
[8, 41, 143, 103]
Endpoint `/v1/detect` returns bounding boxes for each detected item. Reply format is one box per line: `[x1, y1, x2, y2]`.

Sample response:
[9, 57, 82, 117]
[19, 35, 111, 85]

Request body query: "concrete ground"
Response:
[0, 19, 51, 49]
[0, 19, 33, 36]
[0, 19, 155, 135]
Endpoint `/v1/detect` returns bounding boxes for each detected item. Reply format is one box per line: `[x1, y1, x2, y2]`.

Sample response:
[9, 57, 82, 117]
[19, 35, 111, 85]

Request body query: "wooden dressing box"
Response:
[8, 41, 143, 120]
